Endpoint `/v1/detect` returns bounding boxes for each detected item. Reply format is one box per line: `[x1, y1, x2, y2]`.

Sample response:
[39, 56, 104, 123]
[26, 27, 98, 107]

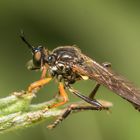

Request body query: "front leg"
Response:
[28, 77, 52, 93]
[27, 65, 52, 94]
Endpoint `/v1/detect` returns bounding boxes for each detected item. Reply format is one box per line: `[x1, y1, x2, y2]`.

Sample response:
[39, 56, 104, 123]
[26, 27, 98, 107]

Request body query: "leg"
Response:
[28, 77, 52, 93]
[49, 82, 68, 108]
[89, 83, 100, 99]
[47, 102, 109, 129]
[67, 85, 103, 108]
[40, 65, 48, 79]
[89, 62, 112, 99]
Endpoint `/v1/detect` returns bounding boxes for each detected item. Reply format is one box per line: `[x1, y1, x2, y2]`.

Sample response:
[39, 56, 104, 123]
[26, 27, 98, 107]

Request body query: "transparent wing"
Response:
[72, 55, 140, 110]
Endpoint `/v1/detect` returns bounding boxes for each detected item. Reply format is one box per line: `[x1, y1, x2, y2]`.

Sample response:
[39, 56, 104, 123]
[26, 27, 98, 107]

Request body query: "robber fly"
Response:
[20, 33, 140, 128]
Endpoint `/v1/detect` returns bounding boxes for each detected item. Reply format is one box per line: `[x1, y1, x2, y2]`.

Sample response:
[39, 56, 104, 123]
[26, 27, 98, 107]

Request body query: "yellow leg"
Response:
[49, 82, 68, 108]
[28, 77, 52, 93]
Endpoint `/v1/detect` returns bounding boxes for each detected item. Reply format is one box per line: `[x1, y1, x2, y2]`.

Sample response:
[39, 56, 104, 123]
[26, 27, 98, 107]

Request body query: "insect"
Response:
[20, 33, 140, 128]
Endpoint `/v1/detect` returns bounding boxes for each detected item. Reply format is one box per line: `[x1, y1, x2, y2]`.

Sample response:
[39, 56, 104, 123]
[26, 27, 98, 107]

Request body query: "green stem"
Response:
[0, 90, 113, 133]
[0, 108, 62, 133]
[0, 90, 63, 133]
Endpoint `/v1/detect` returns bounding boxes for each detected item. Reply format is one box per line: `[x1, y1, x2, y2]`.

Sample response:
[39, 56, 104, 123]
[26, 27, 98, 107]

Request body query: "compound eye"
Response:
[32, 51, 42, 67]
[47, 55, 56, 65]
[34, 51, 41, 61]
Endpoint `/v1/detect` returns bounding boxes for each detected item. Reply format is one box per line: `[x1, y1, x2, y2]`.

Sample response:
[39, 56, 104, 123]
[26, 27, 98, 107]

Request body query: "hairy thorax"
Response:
[47, 46, 83, 84]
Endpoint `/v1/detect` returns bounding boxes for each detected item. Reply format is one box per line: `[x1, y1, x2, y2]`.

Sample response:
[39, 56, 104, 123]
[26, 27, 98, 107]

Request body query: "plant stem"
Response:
[0, 90, 113, 133]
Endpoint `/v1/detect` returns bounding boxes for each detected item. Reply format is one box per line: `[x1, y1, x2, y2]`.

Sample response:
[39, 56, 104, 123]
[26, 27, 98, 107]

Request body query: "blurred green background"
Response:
[0, 0, 140, 140]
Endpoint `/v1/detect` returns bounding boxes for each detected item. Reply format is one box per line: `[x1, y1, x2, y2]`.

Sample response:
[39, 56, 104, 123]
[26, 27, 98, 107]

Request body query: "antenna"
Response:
[20, 30, 35, 52]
